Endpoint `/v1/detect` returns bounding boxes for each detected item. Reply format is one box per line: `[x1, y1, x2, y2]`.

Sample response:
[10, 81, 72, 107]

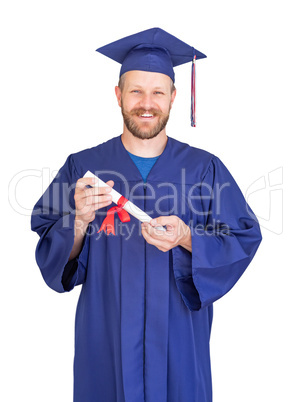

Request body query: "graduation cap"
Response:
[96, 27, 206, 127]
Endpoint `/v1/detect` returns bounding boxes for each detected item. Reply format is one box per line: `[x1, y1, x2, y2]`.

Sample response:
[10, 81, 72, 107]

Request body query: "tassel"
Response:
[191, 54, 196, 127]
[98, 196, 130, 235]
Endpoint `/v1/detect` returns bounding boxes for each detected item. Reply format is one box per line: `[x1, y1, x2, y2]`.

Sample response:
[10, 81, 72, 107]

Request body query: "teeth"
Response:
[141, 113, 153, 117]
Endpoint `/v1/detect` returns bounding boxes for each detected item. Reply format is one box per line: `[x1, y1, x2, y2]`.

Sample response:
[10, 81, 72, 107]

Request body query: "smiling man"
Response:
[31, 28, 262, 402]
[117, 70, 175, 140]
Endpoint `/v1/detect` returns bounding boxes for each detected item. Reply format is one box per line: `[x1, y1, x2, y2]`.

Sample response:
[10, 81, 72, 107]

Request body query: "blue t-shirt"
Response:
[127, 151, 159, 182]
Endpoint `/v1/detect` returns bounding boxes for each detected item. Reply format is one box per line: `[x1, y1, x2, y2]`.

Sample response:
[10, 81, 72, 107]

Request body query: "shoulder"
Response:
[68, 135, 121, 176]
[168, 137, 216, 181]
[170, 137, 214, 161]
[71, 135, 120, 161]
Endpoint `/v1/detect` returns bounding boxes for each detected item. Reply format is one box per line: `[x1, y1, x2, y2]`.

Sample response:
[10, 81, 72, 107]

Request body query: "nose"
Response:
[139, 93, 155, 110]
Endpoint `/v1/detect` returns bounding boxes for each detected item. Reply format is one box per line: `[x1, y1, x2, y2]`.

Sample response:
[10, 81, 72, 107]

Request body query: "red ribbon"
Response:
[97, 196, 130, 235]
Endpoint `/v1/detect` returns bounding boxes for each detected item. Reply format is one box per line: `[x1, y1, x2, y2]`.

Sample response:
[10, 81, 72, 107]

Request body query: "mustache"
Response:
[129, 108, 163, 117]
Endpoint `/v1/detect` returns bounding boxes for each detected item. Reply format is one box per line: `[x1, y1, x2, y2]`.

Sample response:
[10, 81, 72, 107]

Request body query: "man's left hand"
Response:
[141, 215, 192, 253]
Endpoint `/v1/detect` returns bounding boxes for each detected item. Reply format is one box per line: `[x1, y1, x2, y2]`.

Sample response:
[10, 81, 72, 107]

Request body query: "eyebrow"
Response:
[128, 84, 166, 91]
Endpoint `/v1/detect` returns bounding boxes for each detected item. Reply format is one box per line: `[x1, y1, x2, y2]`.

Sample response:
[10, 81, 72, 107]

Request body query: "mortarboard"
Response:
[96, 28, 206, 127]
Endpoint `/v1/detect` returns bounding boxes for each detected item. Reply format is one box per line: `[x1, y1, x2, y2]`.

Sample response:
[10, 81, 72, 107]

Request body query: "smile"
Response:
[141, 113, 153, 117]
[138, 113, 155, 120]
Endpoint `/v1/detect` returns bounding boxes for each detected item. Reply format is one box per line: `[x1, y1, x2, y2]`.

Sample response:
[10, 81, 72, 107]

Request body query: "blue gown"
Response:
[31, 135, 262, 401]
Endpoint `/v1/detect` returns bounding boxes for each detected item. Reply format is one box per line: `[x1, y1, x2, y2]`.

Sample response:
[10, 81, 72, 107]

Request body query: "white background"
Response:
[1, 0, 289, 401]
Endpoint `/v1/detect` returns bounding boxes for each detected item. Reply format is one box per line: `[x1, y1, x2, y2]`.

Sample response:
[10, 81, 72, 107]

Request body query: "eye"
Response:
[154, 91, 164, 95]
[131, 90, 141, 94]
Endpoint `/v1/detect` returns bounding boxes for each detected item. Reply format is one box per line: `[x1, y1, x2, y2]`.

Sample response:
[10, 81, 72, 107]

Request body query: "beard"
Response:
[121, 101, 170, 140]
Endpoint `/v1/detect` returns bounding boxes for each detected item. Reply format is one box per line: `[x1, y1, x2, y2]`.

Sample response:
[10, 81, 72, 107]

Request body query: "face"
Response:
[115, 70, 176, 140]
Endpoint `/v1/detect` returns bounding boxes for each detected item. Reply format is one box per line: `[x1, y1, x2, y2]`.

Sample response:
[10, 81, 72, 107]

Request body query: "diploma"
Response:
[84, 171, 165, 231]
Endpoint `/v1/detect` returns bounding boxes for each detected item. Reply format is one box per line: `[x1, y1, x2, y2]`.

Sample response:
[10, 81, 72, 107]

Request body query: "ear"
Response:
[170, 88, 177, 109]
[115, 86, 122, 107]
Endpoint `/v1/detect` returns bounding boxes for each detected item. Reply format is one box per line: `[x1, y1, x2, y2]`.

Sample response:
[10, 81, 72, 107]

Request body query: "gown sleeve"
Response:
[31, 155, 88, 293]
[171, 156, 262, 311]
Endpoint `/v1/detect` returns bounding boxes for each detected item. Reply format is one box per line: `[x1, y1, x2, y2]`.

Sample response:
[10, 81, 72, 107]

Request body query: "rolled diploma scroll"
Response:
[84, 171, 166, 231]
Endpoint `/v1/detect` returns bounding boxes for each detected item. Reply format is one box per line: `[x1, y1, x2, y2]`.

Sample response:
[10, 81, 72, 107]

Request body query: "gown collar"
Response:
[117, 134, 172, 183]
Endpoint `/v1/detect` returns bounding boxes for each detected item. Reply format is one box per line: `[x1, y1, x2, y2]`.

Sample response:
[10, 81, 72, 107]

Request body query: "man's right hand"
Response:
[74, 177, 114, 225]
[69, 177, 114, 261]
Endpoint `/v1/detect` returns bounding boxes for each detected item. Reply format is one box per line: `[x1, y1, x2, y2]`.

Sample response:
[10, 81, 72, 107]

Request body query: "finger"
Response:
[141, 225, 157, 243]
[76, 177, 97, 189]
[76, 194, 113, 216]
[88, 186, 113, 197]
[75, 189, 111, 210]
[151, 216, 178, 228]
[91, 179, 114, 191]
[87, 180, 114, 196]
[76, 178, 114, 193]
[142, 222, 168, 239]
[94, 194, 112, 204]
[93, 199, 113, 210]
[141, 225, 170, 249]
[79, 186, 111, 201]
[78, 194, 112, 210]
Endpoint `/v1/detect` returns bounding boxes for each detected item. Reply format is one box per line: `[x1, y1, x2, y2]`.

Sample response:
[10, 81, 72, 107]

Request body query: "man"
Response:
[31, 28, 262, 402]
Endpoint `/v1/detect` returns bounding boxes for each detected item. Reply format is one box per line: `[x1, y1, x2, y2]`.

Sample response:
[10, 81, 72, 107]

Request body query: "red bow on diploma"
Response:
[97, 196, 130, 235]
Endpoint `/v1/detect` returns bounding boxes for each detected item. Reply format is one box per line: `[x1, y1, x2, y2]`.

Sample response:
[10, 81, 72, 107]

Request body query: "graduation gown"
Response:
[31, 135, 262, 402]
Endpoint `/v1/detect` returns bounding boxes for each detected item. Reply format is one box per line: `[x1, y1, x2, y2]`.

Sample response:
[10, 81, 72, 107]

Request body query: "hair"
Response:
[118, 72, 176, 94]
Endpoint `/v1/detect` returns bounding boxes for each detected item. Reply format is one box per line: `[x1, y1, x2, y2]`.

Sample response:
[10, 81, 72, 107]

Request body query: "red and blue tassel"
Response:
[191, 54, 196, 127]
